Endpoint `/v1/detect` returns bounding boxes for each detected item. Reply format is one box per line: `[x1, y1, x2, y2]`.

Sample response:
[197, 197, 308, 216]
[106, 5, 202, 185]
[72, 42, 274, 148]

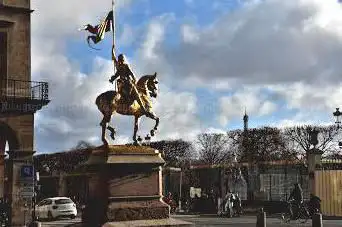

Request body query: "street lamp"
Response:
[333, 108, 342, 129]
[175, 156, 184, 213]
[333, 108, 342, 149]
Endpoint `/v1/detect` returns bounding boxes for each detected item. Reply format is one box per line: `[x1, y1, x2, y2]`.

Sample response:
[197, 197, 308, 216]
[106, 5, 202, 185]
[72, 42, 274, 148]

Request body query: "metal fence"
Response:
[0, 78, 49, 101]
[259, 173, 309, 201]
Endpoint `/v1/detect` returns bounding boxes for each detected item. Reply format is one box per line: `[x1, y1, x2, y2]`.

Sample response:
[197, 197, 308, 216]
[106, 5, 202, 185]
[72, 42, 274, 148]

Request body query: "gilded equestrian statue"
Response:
[95, 51, 159, 145]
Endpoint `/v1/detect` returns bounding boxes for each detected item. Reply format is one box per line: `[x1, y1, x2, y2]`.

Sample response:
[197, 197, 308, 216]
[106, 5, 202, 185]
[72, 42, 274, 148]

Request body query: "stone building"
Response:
[0, 0, 49, 225]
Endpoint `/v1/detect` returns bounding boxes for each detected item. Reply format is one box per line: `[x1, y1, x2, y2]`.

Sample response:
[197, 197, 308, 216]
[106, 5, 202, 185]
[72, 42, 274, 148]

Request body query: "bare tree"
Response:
[196, 133, 231, 165]
[149, 139, 193, 166]
[282, 125, 340, 158]
[228, 127, 293, 162]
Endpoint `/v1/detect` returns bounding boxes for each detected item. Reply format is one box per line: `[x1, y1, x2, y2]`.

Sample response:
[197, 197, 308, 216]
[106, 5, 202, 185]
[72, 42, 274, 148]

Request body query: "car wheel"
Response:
[47, 211, 54, 221]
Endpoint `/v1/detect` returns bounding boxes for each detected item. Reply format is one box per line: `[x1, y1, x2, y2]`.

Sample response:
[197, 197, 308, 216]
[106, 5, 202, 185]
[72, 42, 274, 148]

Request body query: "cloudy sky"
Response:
[31, 0, 342, 153]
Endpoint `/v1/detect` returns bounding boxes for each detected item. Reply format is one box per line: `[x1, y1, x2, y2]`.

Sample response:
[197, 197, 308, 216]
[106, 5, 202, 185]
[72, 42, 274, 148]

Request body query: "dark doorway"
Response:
[0, 122, 19, 202]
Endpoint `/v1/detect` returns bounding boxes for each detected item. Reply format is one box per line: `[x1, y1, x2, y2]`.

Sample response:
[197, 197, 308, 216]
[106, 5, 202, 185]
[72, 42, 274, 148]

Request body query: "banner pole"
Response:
[112, 0, 116, 91]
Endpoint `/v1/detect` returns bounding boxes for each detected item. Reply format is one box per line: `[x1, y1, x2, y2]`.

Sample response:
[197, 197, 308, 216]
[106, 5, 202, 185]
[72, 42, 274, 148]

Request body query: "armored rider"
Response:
[109, 47, 148, 114]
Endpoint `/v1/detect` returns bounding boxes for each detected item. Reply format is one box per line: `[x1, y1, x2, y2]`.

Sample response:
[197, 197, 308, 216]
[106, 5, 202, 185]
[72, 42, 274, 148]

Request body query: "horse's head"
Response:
[147, 72, 159, 98]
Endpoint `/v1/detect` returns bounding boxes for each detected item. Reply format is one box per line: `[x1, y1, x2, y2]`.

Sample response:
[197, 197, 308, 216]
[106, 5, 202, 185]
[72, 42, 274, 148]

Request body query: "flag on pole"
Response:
[80, 11, 113, 47]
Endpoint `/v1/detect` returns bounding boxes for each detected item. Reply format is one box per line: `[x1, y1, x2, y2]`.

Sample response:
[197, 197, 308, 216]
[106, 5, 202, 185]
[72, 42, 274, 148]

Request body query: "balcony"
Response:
[0, 79, 50, 115]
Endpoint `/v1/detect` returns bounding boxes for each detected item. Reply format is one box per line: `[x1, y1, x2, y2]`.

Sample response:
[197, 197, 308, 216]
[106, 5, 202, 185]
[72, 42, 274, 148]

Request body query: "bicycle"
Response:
[280, 200, 311, 224]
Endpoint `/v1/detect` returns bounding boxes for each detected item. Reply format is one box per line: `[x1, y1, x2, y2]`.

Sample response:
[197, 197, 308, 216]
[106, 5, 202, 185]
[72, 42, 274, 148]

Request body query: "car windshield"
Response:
[55, 199, 73, 205]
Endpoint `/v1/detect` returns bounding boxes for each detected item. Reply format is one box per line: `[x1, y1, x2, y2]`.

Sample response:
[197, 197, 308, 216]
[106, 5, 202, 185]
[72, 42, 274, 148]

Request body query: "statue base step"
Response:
[103, 218, 194, 227]
[107, 198, 169, 221]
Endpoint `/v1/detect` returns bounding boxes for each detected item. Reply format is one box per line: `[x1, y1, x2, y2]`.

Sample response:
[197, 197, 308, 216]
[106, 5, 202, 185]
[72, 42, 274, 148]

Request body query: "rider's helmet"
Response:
[118, 54, 125, 62]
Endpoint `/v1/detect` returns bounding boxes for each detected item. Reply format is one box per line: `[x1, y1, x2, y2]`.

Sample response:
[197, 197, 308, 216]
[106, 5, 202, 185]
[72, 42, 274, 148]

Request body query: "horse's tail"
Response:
[95, 90, 117, 113]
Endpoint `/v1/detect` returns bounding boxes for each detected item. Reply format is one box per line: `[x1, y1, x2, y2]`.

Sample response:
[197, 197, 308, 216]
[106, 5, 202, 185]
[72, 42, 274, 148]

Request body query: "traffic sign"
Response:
[20, 165, 34, 179]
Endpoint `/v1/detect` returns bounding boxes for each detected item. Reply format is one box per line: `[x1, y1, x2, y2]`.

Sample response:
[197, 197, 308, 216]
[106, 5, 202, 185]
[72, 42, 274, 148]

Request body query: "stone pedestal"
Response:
[82, 145, 192, 227]
[307, 148, 323, 195]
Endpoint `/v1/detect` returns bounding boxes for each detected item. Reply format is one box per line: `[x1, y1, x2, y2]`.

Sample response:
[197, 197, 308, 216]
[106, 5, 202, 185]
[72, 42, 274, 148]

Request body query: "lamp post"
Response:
[179, 170, 183, 213]
[333, 108, 342, 149]
[307, 128, 322, 195]
[29, 171, 40, 227]
[175, 156, 184, 213]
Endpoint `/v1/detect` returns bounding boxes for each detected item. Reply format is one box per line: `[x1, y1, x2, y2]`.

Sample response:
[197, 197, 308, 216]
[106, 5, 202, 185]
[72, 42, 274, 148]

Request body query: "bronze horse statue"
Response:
[95, 73, 159, 146]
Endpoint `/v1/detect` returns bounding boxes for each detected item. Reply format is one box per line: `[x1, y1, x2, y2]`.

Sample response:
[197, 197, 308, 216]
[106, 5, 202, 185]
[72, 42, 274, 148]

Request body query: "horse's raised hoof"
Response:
[145, 134, 151, 141]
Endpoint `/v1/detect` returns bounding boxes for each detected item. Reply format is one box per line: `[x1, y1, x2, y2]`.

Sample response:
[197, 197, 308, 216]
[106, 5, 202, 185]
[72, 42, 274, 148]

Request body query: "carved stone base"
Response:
[82, 145, 177, 227]
[107, 199, 169, 221]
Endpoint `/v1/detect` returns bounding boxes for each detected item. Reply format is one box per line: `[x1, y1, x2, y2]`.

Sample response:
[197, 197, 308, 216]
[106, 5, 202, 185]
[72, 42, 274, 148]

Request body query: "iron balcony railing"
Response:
[0, 78, 49, 101]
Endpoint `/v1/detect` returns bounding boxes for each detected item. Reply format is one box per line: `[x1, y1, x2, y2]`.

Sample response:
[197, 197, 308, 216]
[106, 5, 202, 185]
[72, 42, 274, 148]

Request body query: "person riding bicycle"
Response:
[162, 192, 177, 213]
[223, 190, 234, 217]
[288, 183, 303, 219]
[232, 193, 242, 216]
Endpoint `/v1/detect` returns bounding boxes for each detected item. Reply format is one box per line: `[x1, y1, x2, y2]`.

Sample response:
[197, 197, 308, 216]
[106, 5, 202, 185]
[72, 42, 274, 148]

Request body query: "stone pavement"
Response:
[172, 214, 342, 227]
[39, 215, 342, 227]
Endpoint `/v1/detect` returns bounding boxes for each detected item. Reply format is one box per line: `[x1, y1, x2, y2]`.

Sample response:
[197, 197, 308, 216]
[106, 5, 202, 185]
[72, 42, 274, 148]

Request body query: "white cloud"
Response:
[258, 101, 277, 116]
[29, 0, 342, 152]
[139, 13, 175, 60]
[117, 24, 135, 47]
[31, 0, 132, 39]
[30, 4, 203, 152]
[218, 87, 278, 126]
[270, 116, 333, 129]
[184, 0, 194, 6]
[154, 0, 342, 89]
[181, 25, 199, 43]
[141, 0, 342, 129]
[268, 82, 342, 112]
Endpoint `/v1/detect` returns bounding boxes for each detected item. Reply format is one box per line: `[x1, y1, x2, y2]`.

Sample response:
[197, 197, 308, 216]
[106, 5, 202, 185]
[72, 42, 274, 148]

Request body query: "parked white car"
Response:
[35, 197, 77, 220]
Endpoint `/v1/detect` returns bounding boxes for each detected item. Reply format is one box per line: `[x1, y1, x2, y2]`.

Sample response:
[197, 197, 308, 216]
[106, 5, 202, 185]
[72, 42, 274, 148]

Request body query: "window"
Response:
[37, 200, 47, 206]
[55, 199, 73, 205]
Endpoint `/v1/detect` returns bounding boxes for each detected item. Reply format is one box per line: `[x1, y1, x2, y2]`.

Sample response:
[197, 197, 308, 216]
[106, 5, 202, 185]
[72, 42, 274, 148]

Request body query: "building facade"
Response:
[0, 0, 49, 225]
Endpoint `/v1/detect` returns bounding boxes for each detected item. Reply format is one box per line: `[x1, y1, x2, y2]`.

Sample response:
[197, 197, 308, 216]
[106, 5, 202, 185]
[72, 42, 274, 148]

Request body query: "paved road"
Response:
[37, 215, 342, 227]
[40, 217, 81, 227]
[173, 214, 342, 227]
